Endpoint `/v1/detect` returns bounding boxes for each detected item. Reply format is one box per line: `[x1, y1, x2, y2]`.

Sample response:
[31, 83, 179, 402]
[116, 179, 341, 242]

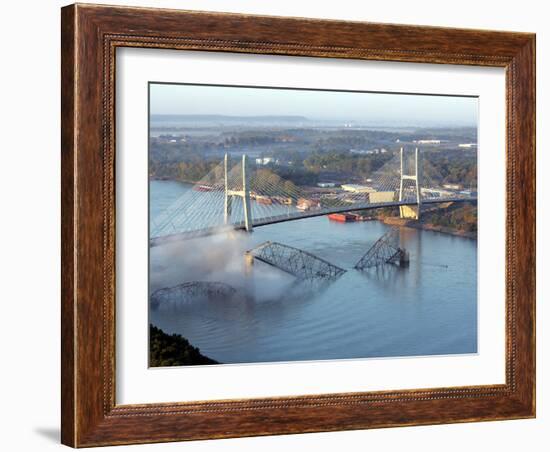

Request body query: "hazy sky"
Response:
[150, 83, 478, 127]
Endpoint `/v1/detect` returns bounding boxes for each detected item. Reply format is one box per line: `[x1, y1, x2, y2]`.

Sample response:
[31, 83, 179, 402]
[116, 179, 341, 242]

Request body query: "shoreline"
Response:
[150, 177, 196, 185]
[405, 221, 477, 239]
[380, 216, 477, 239]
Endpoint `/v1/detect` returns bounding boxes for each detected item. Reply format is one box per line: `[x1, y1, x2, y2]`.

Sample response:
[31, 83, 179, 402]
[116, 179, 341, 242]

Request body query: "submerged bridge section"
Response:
[150, 148, 477, 245]
[150, 281, 237, 309]
[354, 227, 409, 270]
[246, 241, 347, 281]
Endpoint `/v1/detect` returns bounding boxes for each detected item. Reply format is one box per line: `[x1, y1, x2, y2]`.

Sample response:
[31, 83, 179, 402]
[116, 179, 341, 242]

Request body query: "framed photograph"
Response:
[61, 3, 536, 447]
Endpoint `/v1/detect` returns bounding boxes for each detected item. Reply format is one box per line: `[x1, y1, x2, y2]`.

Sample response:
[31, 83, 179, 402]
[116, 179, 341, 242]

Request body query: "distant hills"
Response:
[150, 114, 476, 129]
[151, 114, 309, 123]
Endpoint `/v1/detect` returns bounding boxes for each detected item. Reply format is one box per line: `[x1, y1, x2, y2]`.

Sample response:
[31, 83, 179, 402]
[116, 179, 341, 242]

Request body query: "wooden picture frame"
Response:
[61, 3, 535, 447]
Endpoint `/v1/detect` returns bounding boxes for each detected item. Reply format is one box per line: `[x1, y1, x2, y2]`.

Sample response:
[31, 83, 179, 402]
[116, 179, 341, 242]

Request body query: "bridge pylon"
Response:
[399, 147, 421, 220]
[224, 153, 253, 232]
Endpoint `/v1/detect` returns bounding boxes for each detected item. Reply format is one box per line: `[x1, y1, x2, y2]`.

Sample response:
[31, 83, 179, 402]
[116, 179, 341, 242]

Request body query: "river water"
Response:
[149, 180, 477, 364]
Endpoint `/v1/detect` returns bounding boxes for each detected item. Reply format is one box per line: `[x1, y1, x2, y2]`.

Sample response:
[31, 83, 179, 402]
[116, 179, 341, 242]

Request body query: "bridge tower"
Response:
[399, 147, 421, 220]
[224, 153, 253, 232]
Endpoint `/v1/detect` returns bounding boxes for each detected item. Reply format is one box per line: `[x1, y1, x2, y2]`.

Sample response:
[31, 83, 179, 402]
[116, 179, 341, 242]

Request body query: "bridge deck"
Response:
[150, 197, 477, 247]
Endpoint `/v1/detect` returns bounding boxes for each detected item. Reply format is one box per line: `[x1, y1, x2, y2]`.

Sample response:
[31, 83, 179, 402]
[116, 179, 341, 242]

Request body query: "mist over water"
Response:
[149, 181, 477, 365]
[149, 230, 297, 304]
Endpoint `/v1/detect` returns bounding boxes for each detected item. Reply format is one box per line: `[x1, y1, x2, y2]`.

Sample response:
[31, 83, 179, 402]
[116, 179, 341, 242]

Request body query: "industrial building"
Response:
[341, 184, 375, 193]
[369, 191, 395, 203]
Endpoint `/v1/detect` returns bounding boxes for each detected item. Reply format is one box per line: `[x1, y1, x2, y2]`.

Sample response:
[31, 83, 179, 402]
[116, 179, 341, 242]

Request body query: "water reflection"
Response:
[359, 265, 405, 287]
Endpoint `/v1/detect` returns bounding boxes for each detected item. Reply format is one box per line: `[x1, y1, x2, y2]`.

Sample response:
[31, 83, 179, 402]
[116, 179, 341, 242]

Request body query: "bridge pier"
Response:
[399, 249, 410, 267]
[244, 250, 254, 275]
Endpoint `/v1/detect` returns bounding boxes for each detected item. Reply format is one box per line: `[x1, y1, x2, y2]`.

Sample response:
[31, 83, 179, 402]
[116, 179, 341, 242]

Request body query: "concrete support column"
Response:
[244, 251, 254, 275]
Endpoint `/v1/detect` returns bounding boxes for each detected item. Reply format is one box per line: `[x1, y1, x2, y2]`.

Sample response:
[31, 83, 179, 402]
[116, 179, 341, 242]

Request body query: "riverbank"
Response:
[150, 176, 197, 185]
[380, 216, 477, 239]
[149, 324, 219, 366]
[404, 221, 477, 239]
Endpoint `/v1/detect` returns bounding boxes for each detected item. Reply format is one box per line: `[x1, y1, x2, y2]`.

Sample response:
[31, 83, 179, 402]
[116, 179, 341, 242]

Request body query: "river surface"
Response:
[149, 180, 477, 365]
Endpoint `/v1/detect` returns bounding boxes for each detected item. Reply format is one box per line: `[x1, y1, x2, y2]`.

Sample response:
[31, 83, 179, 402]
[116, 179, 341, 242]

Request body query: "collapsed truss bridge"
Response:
[150, 281, 237, 309]
[354, 227, 409, 270]
[246, 241, 346, 282]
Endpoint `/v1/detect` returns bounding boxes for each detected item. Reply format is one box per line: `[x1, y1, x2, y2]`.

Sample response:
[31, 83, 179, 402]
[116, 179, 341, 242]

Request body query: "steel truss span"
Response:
[150, 281, 237, 309]
[354, 227, 409, 270]
[247, 241, 347, 281]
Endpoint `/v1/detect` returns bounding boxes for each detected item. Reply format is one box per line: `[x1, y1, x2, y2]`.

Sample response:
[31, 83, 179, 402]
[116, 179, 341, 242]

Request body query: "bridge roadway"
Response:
[150, 197, 477, 247]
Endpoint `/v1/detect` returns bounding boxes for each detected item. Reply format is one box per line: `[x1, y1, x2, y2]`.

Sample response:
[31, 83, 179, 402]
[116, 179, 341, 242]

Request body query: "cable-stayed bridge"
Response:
[150, 148, 477, 246]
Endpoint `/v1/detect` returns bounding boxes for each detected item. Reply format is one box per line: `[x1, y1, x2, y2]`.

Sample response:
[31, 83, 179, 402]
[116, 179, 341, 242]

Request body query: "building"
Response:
[421, 188, 453, 197]
[414, 139, 441, 145]
[443, 183, 462, 190]
[369, 191, 395, 203]
[341, 184, 375, 193]
[255, 157, 276, 165]
[297, 198, 320, 211]
[350, 148, 382, 155]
